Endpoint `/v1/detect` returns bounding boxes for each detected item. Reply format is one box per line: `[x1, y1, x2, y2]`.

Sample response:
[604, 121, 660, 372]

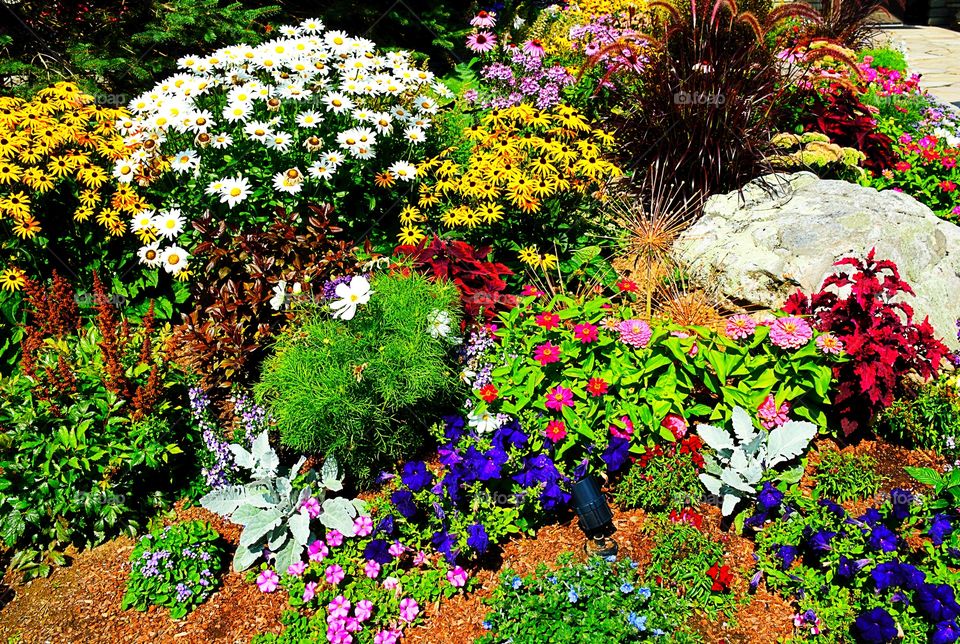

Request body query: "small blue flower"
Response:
[511, 576, 522, 590]
[637, 587, 652, 599]
[482, 621, 492, 630]
[605, 554, 617, 563]
[630, 561, 639, 569]
[627, 612, 647, 632]
[620, 582, 634, 594]
[567, 588, 579, 603]
[547, 575, 558, 584]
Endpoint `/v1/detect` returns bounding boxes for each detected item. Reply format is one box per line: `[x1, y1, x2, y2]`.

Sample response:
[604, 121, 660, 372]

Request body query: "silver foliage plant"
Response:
[200, 431, 366, 572]
[697, 406, 817, 517]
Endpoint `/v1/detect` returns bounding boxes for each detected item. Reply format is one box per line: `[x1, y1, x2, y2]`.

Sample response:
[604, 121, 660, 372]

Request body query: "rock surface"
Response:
[675, 172, 960, 349]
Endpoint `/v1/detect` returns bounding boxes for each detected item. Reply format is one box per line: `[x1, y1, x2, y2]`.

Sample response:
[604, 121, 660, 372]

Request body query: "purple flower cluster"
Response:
[472, 42, 574, 110]
[190, 387, 237, 489]
[230, 391, 271, 446]
[568, 15, 648, 82]
[137, 548, 171, 578]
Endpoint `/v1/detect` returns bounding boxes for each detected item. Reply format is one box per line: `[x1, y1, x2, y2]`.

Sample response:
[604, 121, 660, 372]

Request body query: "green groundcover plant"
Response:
[813, 450, 883, 503]
[122, 520, 227, 619]
[256, 271, 462, 486]
[476, 553, 701, 644]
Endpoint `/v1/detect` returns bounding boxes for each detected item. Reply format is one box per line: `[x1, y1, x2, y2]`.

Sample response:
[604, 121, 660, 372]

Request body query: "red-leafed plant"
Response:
[796, 85, 898, 173]
[784, 249, 948, 436]
[395, 236, 514, 321]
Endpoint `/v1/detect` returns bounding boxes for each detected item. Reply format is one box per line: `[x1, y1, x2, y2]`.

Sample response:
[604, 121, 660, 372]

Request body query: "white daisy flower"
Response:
[388, 160, 417, 182]
[130, 210, 156, 233]
[205, 178, 226, 196]
[273, 168, 304, 194]
[403, 126, 426, 143]
[307, 160, 334, 180]
[268, 132, 292, 151]
[160, 245, 190, 275]
[219, 175, 252, 208]
[170, 149, 200, 173]
[152, 209, 185, 240]
[244, 122, 273, 142]
[112, 160, 137, 183]
[296, 110, 323, 127]
[211, 133, 234, 149]
[323, 92, 354, 113]
[138, 242, 163, 268]
[222, 103, 251, 122]
[300, 18, 325, 32]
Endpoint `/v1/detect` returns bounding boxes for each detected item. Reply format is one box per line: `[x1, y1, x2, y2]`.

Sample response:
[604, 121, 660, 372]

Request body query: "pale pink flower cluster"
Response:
[815, 333, 844, 355]
[725, 314, 757, 340]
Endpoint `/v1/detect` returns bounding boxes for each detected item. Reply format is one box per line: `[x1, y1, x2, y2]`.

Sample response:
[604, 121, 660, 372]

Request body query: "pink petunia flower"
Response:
[308, 539, 329, 562]
[661, 413, 688, 439]
[413, 550, 428, 566]
[725, 314, 757, 340]
[610, 415, 634, 440]
[353, 515, 373, 537]
[618, 319, 652, 348]
[769, 316, 813, 349]
[544, 385, 574, 411]
[533, 341, 561, 365]
[328, 595, 352, 619]
[287, 560, 307, 577]
[399, 597, 420, 622]
[466, 31, 497, 53]
[256, 569, 279, 593]
[383, 576, 401, 591]
[343, 617, 361, 633]
[355, 599, 374, 622]
[302, 581, 318, 602]
[447, 566, 468, 588]
[326, 530, 344, 547]
[325, 564, 345, 585]
[389, 541, 406, 557]
[374, 629, 400, 644]
[300, 496, 322, 519]
[364, 560, 381, 578]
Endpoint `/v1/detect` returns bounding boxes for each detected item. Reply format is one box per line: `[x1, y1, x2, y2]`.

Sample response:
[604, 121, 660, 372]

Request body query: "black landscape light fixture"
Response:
[571, 475, 618, 558]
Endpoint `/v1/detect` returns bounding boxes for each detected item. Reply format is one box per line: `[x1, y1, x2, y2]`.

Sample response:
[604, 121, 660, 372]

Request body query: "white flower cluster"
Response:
[116, 18, 451, 275]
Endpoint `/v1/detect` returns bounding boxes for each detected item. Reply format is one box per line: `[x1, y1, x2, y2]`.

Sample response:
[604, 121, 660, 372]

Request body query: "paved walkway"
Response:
[879, 26, 960, 107]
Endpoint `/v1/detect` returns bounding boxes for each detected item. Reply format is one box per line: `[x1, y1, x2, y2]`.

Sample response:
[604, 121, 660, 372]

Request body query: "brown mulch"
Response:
[0, 503, 287, 644]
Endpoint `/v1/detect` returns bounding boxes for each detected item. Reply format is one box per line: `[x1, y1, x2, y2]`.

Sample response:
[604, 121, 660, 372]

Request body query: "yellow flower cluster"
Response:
[0, 82, 144, 242]
[402, 104, 620, 251]
[572, 0, 650, 17]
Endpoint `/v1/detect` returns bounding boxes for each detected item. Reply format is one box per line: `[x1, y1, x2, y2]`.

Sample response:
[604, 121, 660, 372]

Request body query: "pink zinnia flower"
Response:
[447, 566, 468, 588]
[758, 394, 790, 429]
[470, 10, 496, 28]
[610, 415, 634, 440]
[325, 564, 345, 585]
[725, 314, 757, 340]
[769, 316, 813, 349]
[399, 597, 420, 622]
[815, 333, 844, 355]
[545, 420, 567, 442]
[365, 559, 381, 578]
[466, 31, 497, 53]
[573, 322, 598, 343]
[355, 599, 374, 622]
[544, 385, 574, 411]
[353, 515, 373, 537]
[326, 530, 344, 547]
[256, 569, 279, 593]
[899, 133, 913, 144]
[329, 595, 352, 619]
[535, 311, 560, 330]
[943, 157, 957, 169]
[388, 541, 406, 557]
[533, 341, 561, 365]
[302, 581, 318, 602]
[308, 539, 329, 562]
[940, 180, 957, 192]
[618, 319, 652, 348]
[894, 161, 912, 172]
[661, 413, 688, 439]
[287, 560, 307, 577]
[522, 284, 545, 296]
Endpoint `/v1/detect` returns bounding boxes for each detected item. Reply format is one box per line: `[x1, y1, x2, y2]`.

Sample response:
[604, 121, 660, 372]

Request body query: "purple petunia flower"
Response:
[851, 607, 898, 644]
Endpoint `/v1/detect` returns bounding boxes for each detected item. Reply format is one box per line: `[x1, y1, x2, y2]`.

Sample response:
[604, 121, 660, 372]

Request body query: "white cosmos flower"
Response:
[468, 409, 502, 434]
[329, 275, 372, 321]
[219, 175, 252, 208]
[270, 280, 302, 310]
[426, 310, 452, 338]
[138, 242, 163, 268]
[160, 245, 190, 275]
[152, 209, 185, 240]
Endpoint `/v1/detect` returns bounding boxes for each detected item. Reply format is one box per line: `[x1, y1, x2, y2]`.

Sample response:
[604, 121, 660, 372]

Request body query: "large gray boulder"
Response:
[675, 172, 960, 349]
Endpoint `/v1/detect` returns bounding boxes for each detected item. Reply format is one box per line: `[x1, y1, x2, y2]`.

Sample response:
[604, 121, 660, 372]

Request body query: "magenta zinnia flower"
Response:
[545, 385, 574, 411]
[618, 319, 652, 348]
[466, 31, 497, 53]
[769, 316, 813, 349]
[533, 341, 561, 365]
[758, 394, 790, 429]
[573, 322, 598, 343]
[545, 420, 567, 442]
[725, 314, 757, 340]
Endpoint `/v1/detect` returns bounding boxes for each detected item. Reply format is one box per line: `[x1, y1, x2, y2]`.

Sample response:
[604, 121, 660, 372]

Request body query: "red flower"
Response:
[533, 342, 561, 366]
[545, 420, 567, 442]
[943, 157, 957, 170]
[478, 384, 498, 403]
[586, 377, 608, 396]
[535, 311, 560, 330]
[617, 279, 638, 293]
[707, 563, 733, 592]
[940, 180, 957, 193]
[894, 161, 911, 172]
[521, 284, 545, 297]
[669, 507, 704, 529]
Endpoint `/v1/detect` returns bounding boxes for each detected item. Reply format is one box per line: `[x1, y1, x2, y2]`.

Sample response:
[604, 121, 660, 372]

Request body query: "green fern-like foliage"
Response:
[256, 272, 462, 487]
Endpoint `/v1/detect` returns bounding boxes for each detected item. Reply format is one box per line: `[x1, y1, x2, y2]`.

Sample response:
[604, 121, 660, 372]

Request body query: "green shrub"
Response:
[256, 272, 461, 486]
[813, 450, 882, 503]
[122, 520, 226, 619]
[476, 553, 700, 644]
[613, 441, 704, 512]
[858, 47, 908, 73]
[881, 374, 960, 450]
